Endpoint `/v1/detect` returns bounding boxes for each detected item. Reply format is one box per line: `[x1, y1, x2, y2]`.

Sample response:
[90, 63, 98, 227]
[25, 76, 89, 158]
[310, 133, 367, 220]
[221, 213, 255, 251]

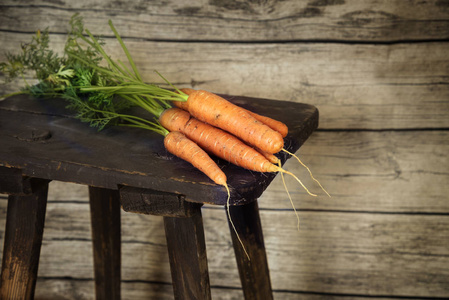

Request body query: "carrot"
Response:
[177, 88, 288, 138]
[256, 148, 280, 165]
[161, 109, 316, 251]
[160, 107, 279, 173]
[164, 131, 227, 186]
[244, 109, 288, 138]
[174, 88, 193, 110]
[164, 130, 250, 259]
[173, 91, 325, 198]
[173, 89, 284, 154]
[175, 90, 283, 165]
[160, 107, 317, 196]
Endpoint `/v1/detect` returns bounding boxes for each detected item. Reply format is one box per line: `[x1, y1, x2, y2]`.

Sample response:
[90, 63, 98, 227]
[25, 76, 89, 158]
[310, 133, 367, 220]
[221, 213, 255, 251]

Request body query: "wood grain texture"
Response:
[34, 279, 411, 300]
[0, 1, 448, 299]
[0, 166, 33, 195]
[32, 128, 449, 215]
[0, 179, 49, 300]
[1, 32, 448, 129]
[164, 208, 211, 300]
[0, 95, 317, 205]
[227, 201, 273, 300]
[120, 186, 202, 217]
[31, 128, 449, 214]
[88, 186, 121, 300]
[1, 0, 448, 42]
[0, 200, 447, 298]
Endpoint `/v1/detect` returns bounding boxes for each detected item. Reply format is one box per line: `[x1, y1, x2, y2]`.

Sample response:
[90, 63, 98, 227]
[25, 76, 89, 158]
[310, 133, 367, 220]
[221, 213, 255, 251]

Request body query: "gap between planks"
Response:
[2, 28, 449, 46]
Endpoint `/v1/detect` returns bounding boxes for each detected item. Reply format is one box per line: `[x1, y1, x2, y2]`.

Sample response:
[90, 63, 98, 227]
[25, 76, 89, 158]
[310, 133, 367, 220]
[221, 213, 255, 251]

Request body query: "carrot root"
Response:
[279, 161, 300, 231]
[225, 183, 250, 261]
[274, 166, 317, 197]
[282, 149, 330, 198]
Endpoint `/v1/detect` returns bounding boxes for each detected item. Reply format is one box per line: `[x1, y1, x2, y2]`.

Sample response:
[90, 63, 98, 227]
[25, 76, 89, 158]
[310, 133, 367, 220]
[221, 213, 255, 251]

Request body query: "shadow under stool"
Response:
[0, 94, 318, 299]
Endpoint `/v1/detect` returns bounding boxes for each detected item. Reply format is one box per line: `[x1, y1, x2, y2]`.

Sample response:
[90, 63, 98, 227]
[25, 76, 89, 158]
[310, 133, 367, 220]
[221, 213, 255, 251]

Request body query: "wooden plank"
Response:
[34, 279, 409, 300]
[1, 32, 448, 129]
[259, 130, 449, 213]
[0, 1, 448, 42]
[0, 201, 447, 298]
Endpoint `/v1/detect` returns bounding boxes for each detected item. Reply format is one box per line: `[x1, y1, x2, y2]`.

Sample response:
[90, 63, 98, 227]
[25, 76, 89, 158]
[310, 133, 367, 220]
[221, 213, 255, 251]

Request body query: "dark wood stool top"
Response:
[0, 94, 318, 206]
[0, 93, 318, 300]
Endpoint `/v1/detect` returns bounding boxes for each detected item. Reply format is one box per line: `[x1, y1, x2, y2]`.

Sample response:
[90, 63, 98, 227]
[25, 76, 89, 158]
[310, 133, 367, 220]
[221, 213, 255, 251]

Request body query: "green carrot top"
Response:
[0, 13, 187, 134]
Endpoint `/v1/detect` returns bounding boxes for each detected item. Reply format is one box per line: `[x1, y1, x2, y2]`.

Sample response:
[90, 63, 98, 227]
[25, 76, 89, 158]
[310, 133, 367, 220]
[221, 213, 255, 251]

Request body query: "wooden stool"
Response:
[0, 94, 318, 299]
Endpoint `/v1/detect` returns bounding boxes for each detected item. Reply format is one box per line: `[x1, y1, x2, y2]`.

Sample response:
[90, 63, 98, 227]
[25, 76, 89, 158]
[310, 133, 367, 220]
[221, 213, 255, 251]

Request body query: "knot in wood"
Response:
[16, 129, 51, 142]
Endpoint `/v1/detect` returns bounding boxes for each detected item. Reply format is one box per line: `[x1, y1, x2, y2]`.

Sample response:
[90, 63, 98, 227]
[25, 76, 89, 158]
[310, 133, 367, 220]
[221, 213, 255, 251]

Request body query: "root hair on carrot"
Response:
[282, 148, 330, 198]
[224, 183, 250, 261]
[279, 161, 300, 231]
[276, 167, 317, 197]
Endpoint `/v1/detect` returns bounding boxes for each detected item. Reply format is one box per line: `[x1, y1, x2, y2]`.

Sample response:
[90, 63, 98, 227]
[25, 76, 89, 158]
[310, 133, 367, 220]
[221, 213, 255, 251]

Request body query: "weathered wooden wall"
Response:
[1, 0, 449, 299]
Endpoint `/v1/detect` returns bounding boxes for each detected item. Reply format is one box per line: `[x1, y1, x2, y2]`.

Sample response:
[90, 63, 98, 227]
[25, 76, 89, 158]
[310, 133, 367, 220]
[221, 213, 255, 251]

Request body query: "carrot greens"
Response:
[0, 14, 185, 133]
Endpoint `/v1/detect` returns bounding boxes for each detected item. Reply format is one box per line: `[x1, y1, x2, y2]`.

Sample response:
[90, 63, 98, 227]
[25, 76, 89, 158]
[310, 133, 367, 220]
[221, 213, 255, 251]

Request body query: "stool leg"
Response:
[164, 207, 211, 300]
[89, 186, 121, 300]
[0, 179, 49, 300]
[227, 200, 273, 300]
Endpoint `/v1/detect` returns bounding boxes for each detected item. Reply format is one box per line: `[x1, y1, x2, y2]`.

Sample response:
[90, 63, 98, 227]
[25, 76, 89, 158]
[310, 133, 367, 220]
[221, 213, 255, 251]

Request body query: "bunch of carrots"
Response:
[1, 14, 329, 258]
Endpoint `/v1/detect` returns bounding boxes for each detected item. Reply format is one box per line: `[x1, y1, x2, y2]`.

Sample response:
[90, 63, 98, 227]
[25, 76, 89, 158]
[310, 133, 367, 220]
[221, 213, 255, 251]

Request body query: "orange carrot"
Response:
[256, 148, 280, 165]
[162, 111, 319, 252]
[160, 107, 317, 196]
[164, 130, 251, 259]
[174, 87, 193, 110]
[174, 89, 284, 154]
[163, 131, 227, 186]
[160, 107, 279, 173]
[178, 88, 288, 137]
[244, 109, 288, 138]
